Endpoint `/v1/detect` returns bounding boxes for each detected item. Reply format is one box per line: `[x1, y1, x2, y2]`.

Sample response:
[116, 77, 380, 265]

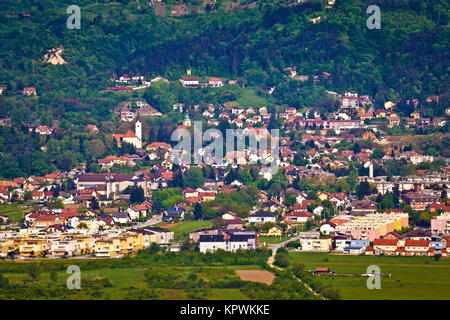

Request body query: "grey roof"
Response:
[112, 212, 129, 219]
[167, 207, 185, 215]
[144, 226, 172, 233]
[249, 211, 275, 218]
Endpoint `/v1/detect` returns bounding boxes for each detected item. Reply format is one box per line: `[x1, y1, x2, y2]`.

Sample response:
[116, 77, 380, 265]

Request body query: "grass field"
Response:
[159, 220, 213, 241]
[258, 235, 293, 244]
[0, 204, 28, 223]
[1, 265, 265, 300]
[289, 252, 450, 300]
[237, 88, 270, 107]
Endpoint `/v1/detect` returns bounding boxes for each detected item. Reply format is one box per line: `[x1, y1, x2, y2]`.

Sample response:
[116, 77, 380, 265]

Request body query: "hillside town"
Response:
[1, 85, 449, 260]
[0, 0, 449, 304]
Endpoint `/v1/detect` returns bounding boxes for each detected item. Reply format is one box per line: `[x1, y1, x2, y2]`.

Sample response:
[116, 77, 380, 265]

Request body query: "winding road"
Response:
[265, 235, 325, 299]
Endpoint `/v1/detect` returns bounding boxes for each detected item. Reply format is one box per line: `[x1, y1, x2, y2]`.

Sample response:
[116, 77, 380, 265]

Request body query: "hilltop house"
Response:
[208, 78, 223, 87]
[23, 87, 36, 96]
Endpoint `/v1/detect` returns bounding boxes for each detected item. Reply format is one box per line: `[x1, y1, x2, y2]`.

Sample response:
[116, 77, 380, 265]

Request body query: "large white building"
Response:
[199, 231, 257, 253]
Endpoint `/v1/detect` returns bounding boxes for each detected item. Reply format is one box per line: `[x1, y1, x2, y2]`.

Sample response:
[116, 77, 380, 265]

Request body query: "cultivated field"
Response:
[289, 252, 450, 300]
[236, 269, 275, 285]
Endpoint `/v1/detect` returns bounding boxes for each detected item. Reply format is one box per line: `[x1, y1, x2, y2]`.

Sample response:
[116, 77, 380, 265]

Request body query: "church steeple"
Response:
[135, 110, 142, 148]
[183, 112, 191, 127]
[136, 109, 141, 122]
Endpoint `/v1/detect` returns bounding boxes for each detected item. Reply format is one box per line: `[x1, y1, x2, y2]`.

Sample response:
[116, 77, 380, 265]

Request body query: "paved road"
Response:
[123, 214, 162, 231]
[266, 235, 302, 256]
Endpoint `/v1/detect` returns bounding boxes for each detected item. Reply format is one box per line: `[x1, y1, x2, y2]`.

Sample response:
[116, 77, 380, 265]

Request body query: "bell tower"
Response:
[135, 110, 142, 148]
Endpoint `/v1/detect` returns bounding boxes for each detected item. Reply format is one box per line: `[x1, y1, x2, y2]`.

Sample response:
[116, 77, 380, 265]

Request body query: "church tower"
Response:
[183, 112, 192, 127]
[135, 110, 142, 148]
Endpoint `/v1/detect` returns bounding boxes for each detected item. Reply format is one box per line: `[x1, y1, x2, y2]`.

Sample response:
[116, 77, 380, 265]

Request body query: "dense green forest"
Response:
[0, 0, 448, 178]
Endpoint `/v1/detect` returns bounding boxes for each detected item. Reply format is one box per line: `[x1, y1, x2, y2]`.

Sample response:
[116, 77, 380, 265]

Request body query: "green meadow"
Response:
[1, 265, 263, 300]
[0, 204, 28, 223]
[289, 252, 450, 300]
[155, 220, 213, 241]
[258, 235, 294, 244]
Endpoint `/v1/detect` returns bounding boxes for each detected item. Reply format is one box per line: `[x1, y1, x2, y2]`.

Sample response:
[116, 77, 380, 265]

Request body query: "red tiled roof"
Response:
[405, 240, 430, 247]
[135, 204, 147, 210]
[286, 210, 312, 217]
[35, 215, 58, 221]
[226, 219, 242, 225]
[373, 239, 398, 246]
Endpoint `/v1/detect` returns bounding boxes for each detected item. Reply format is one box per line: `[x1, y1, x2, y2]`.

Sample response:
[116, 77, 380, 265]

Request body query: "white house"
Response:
[112, 212, 131, 224]
[248, 211, 276, 224]
[181, 77, 199, 87]
[313, 205, 325, 216]
[127, 206, 147, 220]
[208, 78, 223, 87]
[319, 222, 336, 235]
[118, 74, 131, 83]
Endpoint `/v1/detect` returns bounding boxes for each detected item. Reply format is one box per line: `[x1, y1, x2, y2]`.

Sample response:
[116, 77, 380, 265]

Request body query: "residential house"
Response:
[284, 211, 312, 224]
[248, 211, 276, 224]
[94, 238, 122, 257]
[300, 238, 332, 252]
[23, 87, 37, 96]
[112, 212, 131, 224]
[141, 226, 174, 244]
[165, 206, 185, 221]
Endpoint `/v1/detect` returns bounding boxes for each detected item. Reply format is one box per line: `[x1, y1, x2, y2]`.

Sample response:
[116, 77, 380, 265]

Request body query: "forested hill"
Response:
[0, 0, 448, 104]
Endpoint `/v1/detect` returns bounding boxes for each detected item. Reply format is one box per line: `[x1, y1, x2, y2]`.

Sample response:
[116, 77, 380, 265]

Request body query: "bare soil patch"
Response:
[236, 269, 275, 285]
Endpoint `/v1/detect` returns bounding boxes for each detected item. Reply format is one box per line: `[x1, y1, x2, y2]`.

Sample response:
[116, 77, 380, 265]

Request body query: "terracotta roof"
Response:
[373, 239, 398, 246]
[405, 240, 430, 247]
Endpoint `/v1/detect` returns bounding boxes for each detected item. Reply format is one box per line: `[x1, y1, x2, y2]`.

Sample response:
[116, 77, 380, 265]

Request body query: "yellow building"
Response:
[264, 226, 284, 236]
[384, 101, 395, 109]
[300, 238, 332, 252]
[136, 231, 157, 248]
[15, 239, 48, 257]
[0, 239, 15, 258]
[63, 235, 95, 255]
[317, 192, 329, 201]
[118, 233, 144, 254]
[393, 218, 402, 231]
[94, 238, 122, 257]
